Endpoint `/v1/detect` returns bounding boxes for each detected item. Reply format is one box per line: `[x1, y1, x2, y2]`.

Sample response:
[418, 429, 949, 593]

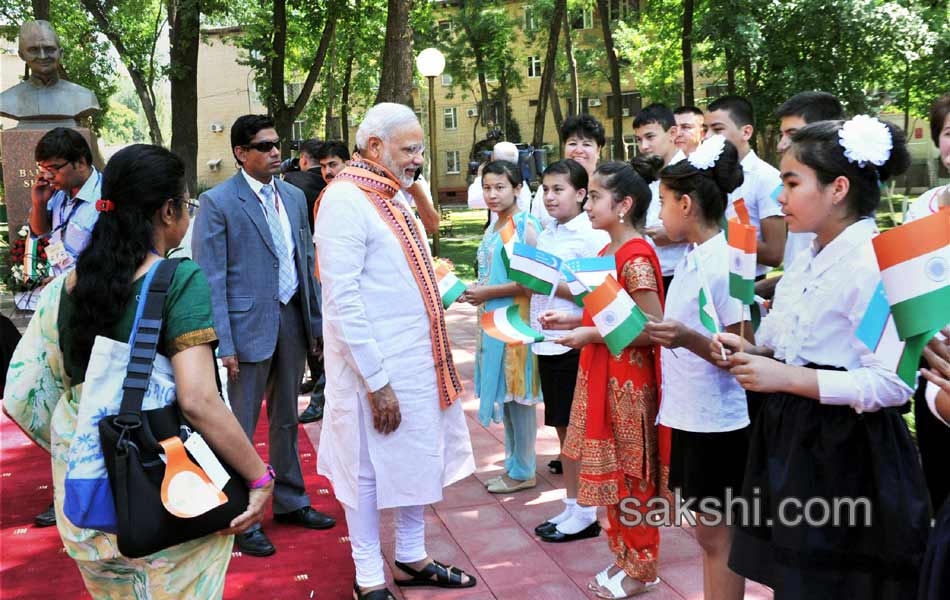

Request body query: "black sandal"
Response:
[393, 559, 477, 588]
[352, 582, 396, 600]
[548, 459, 563, 474]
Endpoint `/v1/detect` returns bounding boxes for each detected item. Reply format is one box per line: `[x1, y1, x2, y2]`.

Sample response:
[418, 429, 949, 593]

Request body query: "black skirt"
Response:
[669, 426, 749, 511]
[919, 497, 950, 600]
[728, 387, 931, 599]
[537, 350, 581, 428]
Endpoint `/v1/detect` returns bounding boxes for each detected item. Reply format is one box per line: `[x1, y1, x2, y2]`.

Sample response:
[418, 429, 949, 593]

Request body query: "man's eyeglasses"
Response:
[37, 161, 71, 174]
[243, 140, 281, 153]
[184, 199, 200, 217]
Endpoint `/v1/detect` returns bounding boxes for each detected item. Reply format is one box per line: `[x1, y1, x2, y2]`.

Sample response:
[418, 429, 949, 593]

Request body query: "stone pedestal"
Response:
[0, 126, 94, 237]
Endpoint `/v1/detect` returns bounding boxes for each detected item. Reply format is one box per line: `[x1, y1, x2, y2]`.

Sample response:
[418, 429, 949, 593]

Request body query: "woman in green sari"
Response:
[4, 144, 272, 599]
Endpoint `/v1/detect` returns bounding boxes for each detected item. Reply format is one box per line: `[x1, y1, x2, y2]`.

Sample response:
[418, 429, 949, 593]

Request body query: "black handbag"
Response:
[98, 258, 249, 558]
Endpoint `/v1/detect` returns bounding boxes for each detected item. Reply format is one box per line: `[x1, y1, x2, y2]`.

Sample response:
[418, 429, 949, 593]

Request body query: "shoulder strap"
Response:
[115, 258, 185, 426]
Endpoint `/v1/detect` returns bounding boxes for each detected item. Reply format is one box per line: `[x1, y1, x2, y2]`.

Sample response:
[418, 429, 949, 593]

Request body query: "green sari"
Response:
[3, 261, 233, 599]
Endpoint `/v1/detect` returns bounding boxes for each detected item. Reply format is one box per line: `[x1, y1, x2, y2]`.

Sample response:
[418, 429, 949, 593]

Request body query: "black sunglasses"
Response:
[243, 140, 281, 153]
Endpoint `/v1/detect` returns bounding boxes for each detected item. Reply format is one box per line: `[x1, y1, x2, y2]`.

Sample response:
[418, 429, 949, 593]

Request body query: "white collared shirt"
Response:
[657, 233, 749, 432]
[726, 150, 783, 276]
[530, 212, 610, 355]
[647, 150, 689, 276]
[759, 218, 913, 412]
[242, 169, 299, 295]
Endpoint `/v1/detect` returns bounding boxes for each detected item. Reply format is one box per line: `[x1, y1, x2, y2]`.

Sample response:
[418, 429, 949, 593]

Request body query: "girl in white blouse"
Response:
[644, 135, 752, 600]
[712, 117, 930, 599]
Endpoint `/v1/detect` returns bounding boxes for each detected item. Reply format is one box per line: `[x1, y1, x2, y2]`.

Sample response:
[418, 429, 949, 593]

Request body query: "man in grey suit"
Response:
[193, 114, 335, 557]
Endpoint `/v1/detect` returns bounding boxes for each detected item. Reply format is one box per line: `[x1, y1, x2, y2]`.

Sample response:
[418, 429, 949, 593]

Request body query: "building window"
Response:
[524, 6, 538, 32]
[571, 8, 594, 29]
[446, 150, 460, 175]
[292, 119, 306, 141]
[607, 91, 642, 118]
[443, 107, 458, 130]
[442, 72, 453, 86]
[527, 56, 542, 78]
[608, 0, 639, 22]
[705, 83, 730, 99]
[529, 99, 539, 108]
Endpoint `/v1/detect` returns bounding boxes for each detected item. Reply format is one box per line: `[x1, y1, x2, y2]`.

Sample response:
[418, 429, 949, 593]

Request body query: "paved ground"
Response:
[301, 302, 774, 600]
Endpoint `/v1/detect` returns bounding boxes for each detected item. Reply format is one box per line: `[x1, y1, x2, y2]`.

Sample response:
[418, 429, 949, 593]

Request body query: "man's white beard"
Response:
[380, 147, 415, 189]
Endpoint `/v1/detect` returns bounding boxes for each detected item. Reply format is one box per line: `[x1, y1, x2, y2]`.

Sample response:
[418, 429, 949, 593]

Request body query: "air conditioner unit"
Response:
[466, 108, 478, 118]
[209, 122, 224, 133]
[206, 158, 222, 172]
[621, 108, 631, 117]
[588, 98, 602, 107]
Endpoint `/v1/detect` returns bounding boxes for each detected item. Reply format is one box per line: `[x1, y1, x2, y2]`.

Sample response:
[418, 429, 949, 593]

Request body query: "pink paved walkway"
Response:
[303, 302, 774, 600]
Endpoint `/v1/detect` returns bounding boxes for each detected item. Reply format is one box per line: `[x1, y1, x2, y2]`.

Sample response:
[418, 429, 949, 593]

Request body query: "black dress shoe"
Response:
[236, 529, 276, 557]
[299, 379, 315, 395]
[274, 506, 336, 529]
[34, 502, 56, 528]
[548, 459, 563, 474]
[538, 521, 601, 543]
[298, 398, 324, 423]
[534, 521, 557, 536]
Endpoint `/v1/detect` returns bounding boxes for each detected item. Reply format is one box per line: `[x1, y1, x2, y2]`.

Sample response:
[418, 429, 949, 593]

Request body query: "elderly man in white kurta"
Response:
[315, 103, 476, 599]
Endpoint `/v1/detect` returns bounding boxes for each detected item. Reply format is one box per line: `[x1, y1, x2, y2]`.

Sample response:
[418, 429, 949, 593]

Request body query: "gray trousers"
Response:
[227, 297, 310, 516]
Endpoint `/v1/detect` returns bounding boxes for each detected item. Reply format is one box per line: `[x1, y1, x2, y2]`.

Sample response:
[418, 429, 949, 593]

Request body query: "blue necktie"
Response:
[260, 184, 295, 304]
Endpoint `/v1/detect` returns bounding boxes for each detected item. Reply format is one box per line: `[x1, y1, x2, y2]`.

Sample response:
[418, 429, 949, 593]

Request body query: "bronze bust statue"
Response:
[0, 20, 99, 128]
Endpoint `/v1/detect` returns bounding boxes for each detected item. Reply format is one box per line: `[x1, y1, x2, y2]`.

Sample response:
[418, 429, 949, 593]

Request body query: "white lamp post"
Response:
[415, 47, 445, 256]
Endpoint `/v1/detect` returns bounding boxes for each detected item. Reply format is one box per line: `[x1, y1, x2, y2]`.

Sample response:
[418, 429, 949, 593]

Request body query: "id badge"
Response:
[46, 239, 72, 271]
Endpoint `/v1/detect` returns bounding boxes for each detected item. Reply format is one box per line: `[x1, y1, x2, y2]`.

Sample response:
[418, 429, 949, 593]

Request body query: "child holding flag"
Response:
[643, 135, 752, 600]
[712, 117, 931, 599]
[463, 160, 543, 494]
[528, 159, 609, 543]
[540, 158, 668, 599]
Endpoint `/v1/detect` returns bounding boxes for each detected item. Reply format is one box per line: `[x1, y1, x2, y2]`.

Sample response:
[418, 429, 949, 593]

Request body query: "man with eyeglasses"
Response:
[192, 114, 335, 558]
[26, 127, 102, 529]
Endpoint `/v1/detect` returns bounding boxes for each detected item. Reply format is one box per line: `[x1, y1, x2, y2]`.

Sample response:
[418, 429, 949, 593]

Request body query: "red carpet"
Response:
[0, 405, 353, 599]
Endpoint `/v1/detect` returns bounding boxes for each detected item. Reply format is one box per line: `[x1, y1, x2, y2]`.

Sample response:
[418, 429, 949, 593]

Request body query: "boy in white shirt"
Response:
[705, 95, 785, 277]
[634, 103, 689, 291]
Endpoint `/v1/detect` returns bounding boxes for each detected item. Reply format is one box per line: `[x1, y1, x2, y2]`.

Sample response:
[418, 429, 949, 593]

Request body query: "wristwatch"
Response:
[248, 464, 276, 489]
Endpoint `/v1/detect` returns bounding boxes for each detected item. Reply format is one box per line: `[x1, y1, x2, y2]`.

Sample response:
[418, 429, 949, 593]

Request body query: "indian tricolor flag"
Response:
[508, 242, 563, 295]
[499, 216, 519, 270]
[872, 208, 950, 340]
[435, 262, 466, 308]
[482, 304, 546, 345]
[583, 274, 648, 356]
[562, 256, 616, 306]
[727, 218, 757, 304]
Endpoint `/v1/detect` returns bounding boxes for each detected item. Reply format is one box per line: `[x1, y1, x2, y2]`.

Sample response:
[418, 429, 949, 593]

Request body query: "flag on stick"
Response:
[583, 274, 648, 356]
[482, 304, 546, 345]
[499, 216, 519, 270]
[562, 256, 616, 306]
[435, 262, 466, 308]
[871, 208, 950, 340]
[508, 242, 563, 296]
[728, 218, 757, 304]
[856, 282, 927, 388]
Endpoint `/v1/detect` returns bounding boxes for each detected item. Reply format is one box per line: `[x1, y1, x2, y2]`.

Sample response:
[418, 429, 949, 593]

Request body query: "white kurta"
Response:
[314, 181, 475, 510]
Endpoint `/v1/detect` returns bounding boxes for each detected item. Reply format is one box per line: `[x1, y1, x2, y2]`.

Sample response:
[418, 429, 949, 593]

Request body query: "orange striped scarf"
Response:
[330, 159, 463, 409]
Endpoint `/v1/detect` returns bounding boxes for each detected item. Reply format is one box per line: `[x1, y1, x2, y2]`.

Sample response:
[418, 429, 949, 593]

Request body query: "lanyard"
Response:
[54, 171, 101, 233]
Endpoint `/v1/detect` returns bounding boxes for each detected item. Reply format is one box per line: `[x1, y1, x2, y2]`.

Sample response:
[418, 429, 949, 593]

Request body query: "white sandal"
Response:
[588, 565, 613, 591]
[595, 571, 660, 600]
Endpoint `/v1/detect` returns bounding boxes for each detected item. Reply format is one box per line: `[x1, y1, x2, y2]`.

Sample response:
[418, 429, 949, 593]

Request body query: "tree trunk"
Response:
[499, 72, 509, 139]
[324, 42, 337, 140]
[532, 0, 564, 148]
[903, 59, 913, 195]
[340, 47, 355, 148]
[32, 0, 49, 20]
[80, 0, 164, 146]
[167, 0, 200, 194]
[375, 0, 414, 106]
[681, 0, 695, 106]
[550, 84, 564, 142]
[596, 0, 624, 159]
[725, 49, 736, 94]
[461, 16, 492, 127]
[563, 7, 579, 116]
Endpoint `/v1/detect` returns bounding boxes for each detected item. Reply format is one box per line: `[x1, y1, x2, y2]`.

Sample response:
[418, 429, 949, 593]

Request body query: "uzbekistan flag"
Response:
[482, 304, 546, 345]
[499, 216, 519, 269]
[563, 256, 616, 306]
[435, 262, 466, 308]
[727, 217, 757, 304]
[583, 274, 648, 356]
[508, 242, 563, 295]
[856, 282, 928, 387]
[871, 208, 950, 340]
[693, 248, 721, 334]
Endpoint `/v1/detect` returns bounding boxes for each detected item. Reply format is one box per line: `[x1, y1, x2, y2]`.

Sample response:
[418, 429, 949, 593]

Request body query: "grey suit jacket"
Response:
[192, 171, 321, 363]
